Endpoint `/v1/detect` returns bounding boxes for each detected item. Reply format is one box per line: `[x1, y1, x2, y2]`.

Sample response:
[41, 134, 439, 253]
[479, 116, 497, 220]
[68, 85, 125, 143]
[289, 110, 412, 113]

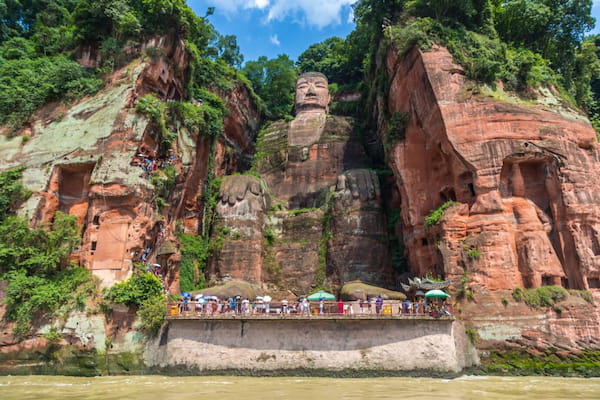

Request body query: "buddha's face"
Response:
[295, 75, 329, 113]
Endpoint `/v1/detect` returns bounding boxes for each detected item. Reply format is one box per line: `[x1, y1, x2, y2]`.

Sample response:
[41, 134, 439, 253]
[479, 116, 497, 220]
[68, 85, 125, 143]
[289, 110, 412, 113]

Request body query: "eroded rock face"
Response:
[0, 32, 260, 289]
[383, 45, 600, 291]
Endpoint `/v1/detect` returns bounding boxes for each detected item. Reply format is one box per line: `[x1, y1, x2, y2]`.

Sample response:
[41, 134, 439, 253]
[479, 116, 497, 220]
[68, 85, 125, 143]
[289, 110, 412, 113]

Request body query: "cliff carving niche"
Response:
[35, 163, 95, 226]
[499, 155, 567, 288]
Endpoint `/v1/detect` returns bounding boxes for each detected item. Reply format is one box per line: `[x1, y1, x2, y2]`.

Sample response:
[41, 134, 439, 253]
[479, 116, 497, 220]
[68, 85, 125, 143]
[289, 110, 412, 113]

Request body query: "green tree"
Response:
[406, 0, 496, 33]
[297, 37, 356, 84]
[213, 33, 243, 68]
[0, 53, 102, 128]
[242, 54, 297, 118]
[572, 37, 600, 111]
[495, 0, 594, 88]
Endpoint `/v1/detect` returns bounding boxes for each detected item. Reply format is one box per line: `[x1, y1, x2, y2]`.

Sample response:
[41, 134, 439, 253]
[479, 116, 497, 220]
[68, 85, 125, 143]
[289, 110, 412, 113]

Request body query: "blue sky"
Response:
[189, 0, 600, 65]
[188, 0, 358, 63]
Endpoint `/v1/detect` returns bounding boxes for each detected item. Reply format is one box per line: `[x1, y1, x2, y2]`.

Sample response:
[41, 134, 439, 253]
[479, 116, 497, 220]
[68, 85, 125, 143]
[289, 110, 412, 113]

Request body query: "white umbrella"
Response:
[263, 295, 272, 302]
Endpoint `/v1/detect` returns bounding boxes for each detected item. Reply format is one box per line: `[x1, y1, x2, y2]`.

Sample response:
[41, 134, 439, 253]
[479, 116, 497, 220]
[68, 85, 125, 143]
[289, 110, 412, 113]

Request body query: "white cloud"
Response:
[267, 0, 358, 28]
[203, 0, 357, 28]
[347, 7, 355, 24]
[204, 0, 270, 13]
[254, 0, 270, 8]
[270, 34, 281, 46]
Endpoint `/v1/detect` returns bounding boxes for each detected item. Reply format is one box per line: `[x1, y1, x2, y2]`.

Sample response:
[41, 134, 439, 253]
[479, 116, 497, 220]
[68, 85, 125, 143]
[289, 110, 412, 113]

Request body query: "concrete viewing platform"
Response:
[149, 311, 474, 375]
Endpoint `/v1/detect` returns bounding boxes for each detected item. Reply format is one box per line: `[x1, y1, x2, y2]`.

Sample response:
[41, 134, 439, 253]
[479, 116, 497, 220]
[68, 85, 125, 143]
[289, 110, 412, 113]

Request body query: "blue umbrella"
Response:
[181, 292, 191, 298]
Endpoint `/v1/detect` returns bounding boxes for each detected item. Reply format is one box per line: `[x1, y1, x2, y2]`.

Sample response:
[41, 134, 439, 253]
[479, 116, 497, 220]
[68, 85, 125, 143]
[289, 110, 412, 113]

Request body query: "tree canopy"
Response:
[346, 0, 599, 115]
[242, 54, 297, 119]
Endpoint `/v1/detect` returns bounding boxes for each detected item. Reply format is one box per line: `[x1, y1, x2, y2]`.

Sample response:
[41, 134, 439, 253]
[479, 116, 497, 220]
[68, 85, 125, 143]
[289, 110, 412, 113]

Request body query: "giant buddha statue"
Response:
[289, 72, 330, 146]
[208, 72, 395, 293]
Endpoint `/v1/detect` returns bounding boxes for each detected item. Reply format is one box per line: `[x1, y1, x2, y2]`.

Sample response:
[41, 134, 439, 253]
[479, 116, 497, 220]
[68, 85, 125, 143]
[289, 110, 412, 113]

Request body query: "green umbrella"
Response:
[307, 290, 336, 301]
[424, 289, 450, 298]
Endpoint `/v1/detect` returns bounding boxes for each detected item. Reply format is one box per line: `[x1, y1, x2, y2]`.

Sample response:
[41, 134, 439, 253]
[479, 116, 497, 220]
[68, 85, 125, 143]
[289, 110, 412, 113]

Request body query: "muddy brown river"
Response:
[1, 375, 598, 399]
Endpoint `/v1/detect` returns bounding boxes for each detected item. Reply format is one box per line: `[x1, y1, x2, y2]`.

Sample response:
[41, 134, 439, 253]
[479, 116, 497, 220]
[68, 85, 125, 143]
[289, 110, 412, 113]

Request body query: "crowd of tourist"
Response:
[172, 296, 452, 318]
[131, 150, 176, 179]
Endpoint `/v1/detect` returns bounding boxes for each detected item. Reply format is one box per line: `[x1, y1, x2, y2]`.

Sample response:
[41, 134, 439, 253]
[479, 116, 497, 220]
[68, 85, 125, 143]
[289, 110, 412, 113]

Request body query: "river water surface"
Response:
[1, 375, 598, 399]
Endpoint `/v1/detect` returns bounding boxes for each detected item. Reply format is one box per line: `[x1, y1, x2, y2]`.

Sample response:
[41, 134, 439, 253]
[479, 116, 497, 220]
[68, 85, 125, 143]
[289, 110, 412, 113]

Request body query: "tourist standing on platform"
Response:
[375, 296, 383, 315]
[302, 298, 309, 315]
[282, 299, 288, 314]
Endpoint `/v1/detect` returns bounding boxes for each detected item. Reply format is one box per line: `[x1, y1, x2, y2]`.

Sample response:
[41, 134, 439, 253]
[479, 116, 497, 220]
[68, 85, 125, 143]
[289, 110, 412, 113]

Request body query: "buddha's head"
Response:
[294, 72, 330, 114]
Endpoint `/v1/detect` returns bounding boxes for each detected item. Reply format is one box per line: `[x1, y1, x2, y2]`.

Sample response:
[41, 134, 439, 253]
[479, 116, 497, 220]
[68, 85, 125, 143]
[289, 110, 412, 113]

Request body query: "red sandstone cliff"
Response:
[2, 28, 600, 356]
[379, 44, 600, 349]
[0, 34, 261, 293]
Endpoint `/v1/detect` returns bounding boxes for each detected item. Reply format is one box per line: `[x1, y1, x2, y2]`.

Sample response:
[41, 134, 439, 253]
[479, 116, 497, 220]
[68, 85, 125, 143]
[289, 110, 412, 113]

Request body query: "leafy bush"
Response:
[264, 228, 276, 247]
[4, 267, 93, 338]
[0, 212, 80, 276]
[500, 47, 556, 93]
[383, 110, 410, 150]
[569, 289, 594, 304]
[386, 17, 437, 57]
[0, 167, 92, 337]
[178, 233, 208, 292]
[386, 17, 558, 95]
[135, 94, 174, 147]
[512, 285, 569, 308]
[0, 166, 31, 222]
[137, 94, 226, 151]
[512, 286, 525, 302]
[41, 326, 63, 342]
[151, 166, 177, 199]
[104, 272, 163, 307]
[137, 294, 166, 336]
[465, 327, 479, 344]
[424, 201, 459, 228]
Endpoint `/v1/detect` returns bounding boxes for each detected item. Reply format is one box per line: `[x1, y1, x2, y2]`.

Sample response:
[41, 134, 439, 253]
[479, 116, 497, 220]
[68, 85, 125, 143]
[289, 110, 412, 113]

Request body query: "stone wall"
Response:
[145, 318, 478, 374]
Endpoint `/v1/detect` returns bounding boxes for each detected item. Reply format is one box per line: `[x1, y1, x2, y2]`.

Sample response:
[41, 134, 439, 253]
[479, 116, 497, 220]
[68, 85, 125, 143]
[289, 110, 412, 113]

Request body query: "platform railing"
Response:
[166, 300, 453, 319]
